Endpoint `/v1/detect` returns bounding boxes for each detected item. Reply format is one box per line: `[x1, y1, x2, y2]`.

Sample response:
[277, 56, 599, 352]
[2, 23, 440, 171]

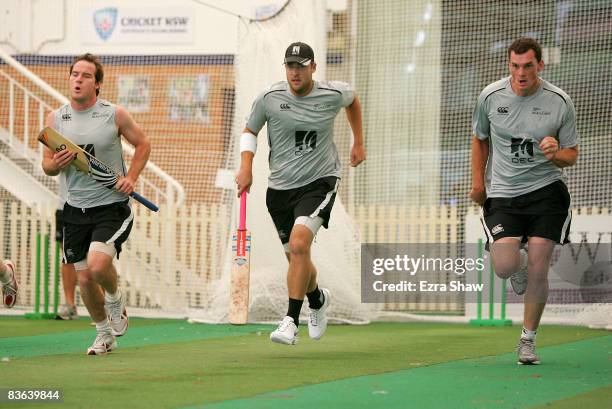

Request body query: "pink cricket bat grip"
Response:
[239, 191, 247, 231]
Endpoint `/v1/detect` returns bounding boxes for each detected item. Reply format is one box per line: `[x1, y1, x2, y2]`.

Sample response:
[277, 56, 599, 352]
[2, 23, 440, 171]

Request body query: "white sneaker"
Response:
[308, 288, 330, 340]
[517, 338, 540, 365]
[56, 304, 78, 320]
[87, 331, 117, 356]
[510, 249, 528, 295]
[270, 316, 298, 345]
[2, 260, 18, 308]
[105, 290, 129, 337]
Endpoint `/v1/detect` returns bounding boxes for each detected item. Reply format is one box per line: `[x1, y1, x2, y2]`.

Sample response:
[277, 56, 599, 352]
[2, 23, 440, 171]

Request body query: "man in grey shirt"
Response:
[471, 37, 579, 365]
[235, 42, 365, 345]
[42, 53, 151, 355]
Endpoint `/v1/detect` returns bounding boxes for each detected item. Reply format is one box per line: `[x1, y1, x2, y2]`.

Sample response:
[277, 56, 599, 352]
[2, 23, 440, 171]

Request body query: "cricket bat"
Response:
[38, 126, 159, 212]
[229, 192, 251, 324]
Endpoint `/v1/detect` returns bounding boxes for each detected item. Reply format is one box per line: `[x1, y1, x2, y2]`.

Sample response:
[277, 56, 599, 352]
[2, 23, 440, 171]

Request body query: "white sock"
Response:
[519, 249, 528, 271]
[0, 263, 9, 284]
[105, 289, 121, 302]
[521, 327, 537, 341]
[95, 318, 112, 333]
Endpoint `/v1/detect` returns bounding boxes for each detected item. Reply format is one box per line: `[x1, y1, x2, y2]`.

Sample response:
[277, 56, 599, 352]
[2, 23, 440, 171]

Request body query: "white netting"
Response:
[343, 0, 610, 325]
[190, 0, 377, 324]
[0, 0, 610, 327]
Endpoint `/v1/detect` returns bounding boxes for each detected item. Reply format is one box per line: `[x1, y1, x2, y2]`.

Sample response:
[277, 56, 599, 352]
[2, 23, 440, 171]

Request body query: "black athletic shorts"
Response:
[482, 180, 572, 247]
[266, 176, 339, 244]
[62, 201, 133, 264]
[55, 209, 64, 242]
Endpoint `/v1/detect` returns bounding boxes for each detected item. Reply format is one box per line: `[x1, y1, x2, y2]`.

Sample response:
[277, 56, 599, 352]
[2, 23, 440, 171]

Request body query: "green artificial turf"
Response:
[0, 318, 609, 409]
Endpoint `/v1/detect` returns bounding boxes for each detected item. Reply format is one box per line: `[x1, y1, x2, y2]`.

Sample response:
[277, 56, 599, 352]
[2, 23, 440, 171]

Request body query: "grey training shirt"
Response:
[472, 76, 578, 198]
[54, 99, 128, 208]
[246, 80, 355, 190]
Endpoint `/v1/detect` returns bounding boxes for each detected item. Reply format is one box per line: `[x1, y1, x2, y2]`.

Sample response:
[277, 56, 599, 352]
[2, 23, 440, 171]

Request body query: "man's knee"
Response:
[78, 269, 95, 287]
[87, 242, 115, 276]
[491, 237, 521, 278]
[288, 227, 312, 257]
[492, 263, 515, 279]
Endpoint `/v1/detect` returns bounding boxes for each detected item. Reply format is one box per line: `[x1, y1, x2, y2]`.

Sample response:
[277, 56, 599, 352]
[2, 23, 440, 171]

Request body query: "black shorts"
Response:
[482, 180, 572, 247]
[62, 201, 133, 264]
[266, 176, 339, 244]
[55, 209, 64, 242]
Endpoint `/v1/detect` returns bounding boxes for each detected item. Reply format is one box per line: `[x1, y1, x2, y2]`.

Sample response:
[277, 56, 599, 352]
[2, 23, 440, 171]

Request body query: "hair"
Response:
[70, 53, 104, 95]
[508, 37, 542, 62]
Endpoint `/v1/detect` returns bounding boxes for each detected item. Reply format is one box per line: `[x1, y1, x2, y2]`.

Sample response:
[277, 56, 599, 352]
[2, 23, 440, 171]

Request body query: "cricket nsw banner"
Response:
[80, 6, 195, 44]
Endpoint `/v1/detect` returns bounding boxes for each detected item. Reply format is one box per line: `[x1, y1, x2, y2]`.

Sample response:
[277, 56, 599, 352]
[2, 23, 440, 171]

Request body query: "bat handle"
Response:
[239, 191, 247, 231]
[130, 192, 159, 212]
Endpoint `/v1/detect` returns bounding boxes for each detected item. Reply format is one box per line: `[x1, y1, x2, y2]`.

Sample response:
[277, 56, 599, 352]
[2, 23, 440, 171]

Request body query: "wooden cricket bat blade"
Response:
[229, 229, 251, 324]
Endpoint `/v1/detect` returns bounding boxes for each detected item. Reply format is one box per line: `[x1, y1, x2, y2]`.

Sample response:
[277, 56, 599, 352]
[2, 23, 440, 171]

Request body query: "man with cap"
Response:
[235, 41, 365, 345]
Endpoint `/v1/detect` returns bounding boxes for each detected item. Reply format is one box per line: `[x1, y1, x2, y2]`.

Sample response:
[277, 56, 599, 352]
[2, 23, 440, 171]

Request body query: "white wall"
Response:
[0, 0, 344, 55]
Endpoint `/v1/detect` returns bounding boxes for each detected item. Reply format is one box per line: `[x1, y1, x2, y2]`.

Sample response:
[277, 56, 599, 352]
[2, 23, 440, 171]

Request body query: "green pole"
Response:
[43, 234, 50, 315]
[34, 233, 41, 314]
[488, 257, 495, 320]
[501, 278, 508, 320]
[53, 240, 61, 316]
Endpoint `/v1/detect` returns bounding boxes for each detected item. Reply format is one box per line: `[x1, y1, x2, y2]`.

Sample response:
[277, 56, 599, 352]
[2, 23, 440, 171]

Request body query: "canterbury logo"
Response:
[497, 106, 509, 114]
[280, 103, 291, 110]
[292, 46, 300, 55]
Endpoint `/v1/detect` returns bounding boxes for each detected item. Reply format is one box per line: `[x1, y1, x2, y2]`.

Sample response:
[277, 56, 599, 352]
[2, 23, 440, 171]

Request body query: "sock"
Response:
[95, 318, 112, 334]
[0, 263, 9, 284]
[519, 249, 528, 270]
[287, 298, 304, 327]
[306, 286, 324, 310]
[105, 289, 121, 302]
[521, 327, 537, 341]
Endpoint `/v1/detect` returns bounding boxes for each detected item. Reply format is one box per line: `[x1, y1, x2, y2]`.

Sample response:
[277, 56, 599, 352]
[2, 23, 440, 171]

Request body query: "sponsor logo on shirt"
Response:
[497, 106, 509, 114]
[61, 113, 72, 121]
[92, 111, 111, 119]
[78, 144, 96, 158]
[295, 130, 317, 156]
[313, 103, 333, 111]
[531, 107, 551, 116]
[510, 137, 534, 164]
[280, 103, 291, 110]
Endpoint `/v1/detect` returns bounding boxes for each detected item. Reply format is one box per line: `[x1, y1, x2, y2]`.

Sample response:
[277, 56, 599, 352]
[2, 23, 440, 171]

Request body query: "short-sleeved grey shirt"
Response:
[472, 76, 578, 198]
[246, 80, 355, 190]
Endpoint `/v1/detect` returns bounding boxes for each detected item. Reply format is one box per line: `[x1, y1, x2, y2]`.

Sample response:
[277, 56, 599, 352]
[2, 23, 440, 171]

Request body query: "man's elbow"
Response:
[136, 135, 152, 157]
[142, 140, 152, 158]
